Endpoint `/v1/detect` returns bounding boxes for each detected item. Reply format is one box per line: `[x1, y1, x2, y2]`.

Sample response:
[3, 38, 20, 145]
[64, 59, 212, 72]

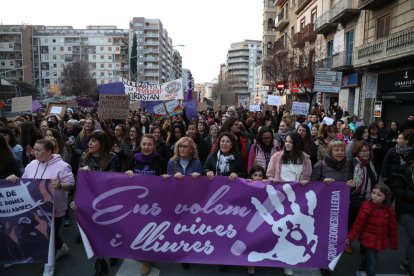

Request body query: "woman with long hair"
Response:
[219, 117, 249, 168]
[45, 128, 69, 163]
[346, 126, 369, 160]
[119, 126, 142, 169]
[73, 118, 95, 163]
[19, 121, 43, 167]
[204, 132, 246, 181]
[297, 123, 313, 155]
[0, 127, 24, 174]
[72, 131, 119, 276]
[265, 131, 311, 276]
[0, 135, 21, 179]
[247, 126, 281, 173]
[310, 124, 338, 166]
[337, 123, 353, 146]
[166, 122, 186, 157]
[150, 126, 170, 162]
[275, 117, 292, 147]
[187, 122, 209, 164]
[204, 124, 219, 154]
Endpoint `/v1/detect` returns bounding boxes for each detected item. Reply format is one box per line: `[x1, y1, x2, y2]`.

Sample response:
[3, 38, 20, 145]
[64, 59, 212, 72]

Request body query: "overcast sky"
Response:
[2, 0, 262, 83]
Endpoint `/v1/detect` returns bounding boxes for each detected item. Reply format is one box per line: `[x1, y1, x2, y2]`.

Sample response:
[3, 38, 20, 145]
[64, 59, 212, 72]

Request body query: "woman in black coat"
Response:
[0, 135, 21, 179]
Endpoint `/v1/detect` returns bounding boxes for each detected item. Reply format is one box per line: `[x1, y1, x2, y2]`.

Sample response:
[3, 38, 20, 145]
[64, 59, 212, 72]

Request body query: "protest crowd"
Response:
[0, 103, 414, 276]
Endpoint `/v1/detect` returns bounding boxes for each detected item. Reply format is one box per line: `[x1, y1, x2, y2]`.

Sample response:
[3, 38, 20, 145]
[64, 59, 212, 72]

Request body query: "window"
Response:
[100, 47, 104, 51]
[377, 14, 391, 38]
[300, 18, 305, 31]
[345, 29, 354, 65]
[100, 64, 104, 68]
[108, 38, 112, 43]
[108, 47, 112, 51]
[68, 47, 71, 51]
[60, 47, 64, 51]
[108, 63, 112, 68]
[92, 55, 96, 60]
[53, 55, 57, 60]
[100, 55, 104, 59]
[53, 47, 56, 51]
[52, 39, 56, 43]
[311, 8, 317, 24]
[327, 40, 333, 57]
[108, 55, 112, 60]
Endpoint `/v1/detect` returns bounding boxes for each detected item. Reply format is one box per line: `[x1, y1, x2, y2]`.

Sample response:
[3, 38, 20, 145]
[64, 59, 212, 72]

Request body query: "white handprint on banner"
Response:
[248, 184, 318, 265]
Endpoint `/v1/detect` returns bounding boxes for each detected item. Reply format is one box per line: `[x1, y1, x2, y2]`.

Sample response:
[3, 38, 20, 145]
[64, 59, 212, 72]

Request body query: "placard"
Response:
[322, 117, 334, 126]
[46, 103, 67, 117]
[249, 105, 261, 112]
[267, 95, 282, 106]
[291, 102, 310, 116]
[11, 96, 32, 113]
[98, 94, 130, 120]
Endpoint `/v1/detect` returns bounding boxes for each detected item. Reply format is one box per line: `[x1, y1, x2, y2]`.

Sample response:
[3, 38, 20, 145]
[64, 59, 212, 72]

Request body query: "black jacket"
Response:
[203, 152, 246, 178]
[392, 167, 414, 216]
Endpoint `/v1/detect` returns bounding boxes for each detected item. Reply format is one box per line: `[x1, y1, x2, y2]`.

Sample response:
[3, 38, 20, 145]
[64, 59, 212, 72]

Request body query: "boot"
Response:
[141, 262, 151, 276]
[93, 259, 108, 276]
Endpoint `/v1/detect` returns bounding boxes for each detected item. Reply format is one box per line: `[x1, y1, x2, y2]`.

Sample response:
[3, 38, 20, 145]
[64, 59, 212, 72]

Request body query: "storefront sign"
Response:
[374, 101, 382, 118]
[378, 70, 414, 92]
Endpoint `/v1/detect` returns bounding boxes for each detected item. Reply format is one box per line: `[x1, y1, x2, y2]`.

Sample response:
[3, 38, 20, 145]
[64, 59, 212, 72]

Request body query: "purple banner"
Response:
[76, 97, 94, 107]
[75, 172, 349, 269]
[0, 179, 53, 264]
[98, 82, 125, 95]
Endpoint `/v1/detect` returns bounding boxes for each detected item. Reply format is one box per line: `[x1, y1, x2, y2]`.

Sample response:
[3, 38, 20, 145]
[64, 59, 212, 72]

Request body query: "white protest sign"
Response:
[249, 105, 261, 112]
[11, 96, 32, 113]
[322, 117, 334, 126]
[0, 180, 43, 217]
[291, 102, 310, 116]
[268, 95, 282, 106]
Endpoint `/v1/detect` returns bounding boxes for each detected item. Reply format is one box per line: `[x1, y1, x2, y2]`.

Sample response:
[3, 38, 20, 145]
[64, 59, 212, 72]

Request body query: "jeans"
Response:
[399, 214, 414, 272]
[359, 246, 378, 276]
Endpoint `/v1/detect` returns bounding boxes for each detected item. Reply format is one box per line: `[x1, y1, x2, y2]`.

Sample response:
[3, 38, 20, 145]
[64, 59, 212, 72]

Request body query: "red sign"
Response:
[290, 82, 299, 93]
[276, 82, 285, 91]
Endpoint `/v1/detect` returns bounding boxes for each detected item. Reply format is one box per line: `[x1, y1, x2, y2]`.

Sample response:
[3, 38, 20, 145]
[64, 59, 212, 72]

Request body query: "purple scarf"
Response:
[133, 152, 160, 164]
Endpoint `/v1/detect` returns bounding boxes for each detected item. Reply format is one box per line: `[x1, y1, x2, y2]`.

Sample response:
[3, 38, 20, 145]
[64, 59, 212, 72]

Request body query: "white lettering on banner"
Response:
[130, 221, 215, 254]
[92, 186, 162, 225]
[175, 185, 251, 217]
[174, 217, 237, 238]
[327, 191, 340, 261]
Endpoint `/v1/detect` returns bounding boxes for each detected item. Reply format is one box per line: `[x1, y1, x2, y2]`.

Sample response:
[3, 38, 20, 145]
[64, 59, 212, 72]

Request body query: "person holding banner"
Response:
[125, 133, 166, 276]
[71, 130, 120, 276]
[265, 131, 311, 275]
[204, 132, 246, 181]
[6, 138, 75, 276]
[164, 136, 203, 179]
[247, 126, 280, 173]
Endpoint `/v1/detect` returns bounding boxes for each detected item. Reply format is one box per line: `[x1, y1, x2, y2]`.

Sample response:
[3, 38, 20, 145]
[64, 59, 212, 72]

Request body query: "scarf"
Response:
[133, 151, 160, 164]
[395, 145, 413, 157]
[216, 151, 235, 176]
[277, 130, 289, 142]
[353, 157, 377, 197]
[324, 154, 347, 170]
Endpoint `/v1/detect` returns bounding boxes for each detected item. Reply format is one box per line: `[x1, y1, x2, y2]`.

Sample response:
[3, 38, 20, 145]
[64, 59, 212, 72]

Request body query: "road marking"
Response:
[115, 259, 160, 276]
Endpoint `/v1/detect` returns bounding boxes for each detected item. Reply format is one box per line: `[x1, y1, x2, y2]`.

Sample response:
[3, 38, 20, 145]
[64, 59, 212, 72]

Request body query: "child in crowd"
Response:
[347, 184, 398, 276]
[246, 164, 267, 275]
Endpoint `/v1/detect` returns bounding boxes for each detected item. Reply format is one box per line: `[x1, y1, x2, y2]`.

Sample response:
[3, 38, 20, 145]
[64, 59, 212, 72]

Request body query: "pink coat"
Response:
[266, 151, 312, 182]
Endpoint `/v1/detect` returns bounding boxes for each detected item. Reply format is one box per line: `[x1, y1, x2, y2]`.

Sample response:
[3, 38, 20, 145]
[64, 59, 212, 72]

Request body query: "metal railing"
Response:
[332, 51, 354, 68]
[315, 10, 331, 30]
[355, 27, 414, 63]
[330, 0, 358, 20]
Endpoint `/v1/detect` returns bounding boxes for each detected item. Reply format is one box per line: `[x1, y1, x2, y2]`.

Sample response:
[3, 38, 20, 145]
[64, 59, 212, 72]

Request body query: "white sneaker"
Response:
[55, 243, 69, 261]
[284, 267, 294, 275]
[43, 264, 54, 276]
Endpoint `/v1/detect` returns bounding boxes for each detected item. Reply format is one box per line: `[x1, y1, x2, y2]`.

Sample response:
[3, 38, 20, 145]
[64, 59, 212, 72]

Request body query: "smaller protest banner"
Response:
[122, 78, 184, 101]
[267, 95, 282, 106]
[12, 96, 32, 113]
[249, 105, 261, 112]
[46, 102, 67, 117]
[292, 102, 310, 116]
[322, 117, 334, 126]
[0, 179, 53, 264]
[98, 94, 130, 120]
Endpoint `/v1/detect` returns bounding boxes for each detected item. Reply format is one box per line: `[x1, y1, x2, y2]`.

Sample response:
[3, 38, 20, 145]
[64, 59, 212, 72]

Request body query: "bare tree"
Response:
[59, 61, 96, 97]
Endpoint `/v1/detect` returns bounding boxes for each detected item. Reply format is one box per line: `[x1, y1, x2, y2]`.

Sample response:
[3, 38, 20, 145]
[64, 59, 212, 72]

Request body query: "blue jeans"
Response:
[359, 246, 378, 276]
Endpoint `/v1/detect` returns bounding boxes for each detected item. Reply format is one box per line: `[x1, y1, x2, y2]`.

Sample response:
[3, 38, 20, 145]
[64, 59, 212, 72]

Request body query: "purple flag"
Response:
[32, 100, 42, 112]
[76, 97, 94, 107]
[0, 179, 53, 264]
[98, 82, 125, 95]
[75, 172, 349, 269]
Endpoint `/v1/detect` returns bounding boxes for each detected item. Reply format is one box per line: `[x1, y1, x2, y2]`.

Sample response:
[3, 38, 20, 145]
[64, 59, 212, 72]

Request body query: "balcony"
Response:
[330, 0, 360, 24]
[292, 32, 305, 48]
[315, 10, 337, 35]
[332, 52, 354, 71]
[358, 0, 394, 10]
[275, 12, 289, 31]
[301, 23, 317, 43]
[274, 38, 289, 56]
[317, 57, 333, 69]
[354, 27, 414, 68]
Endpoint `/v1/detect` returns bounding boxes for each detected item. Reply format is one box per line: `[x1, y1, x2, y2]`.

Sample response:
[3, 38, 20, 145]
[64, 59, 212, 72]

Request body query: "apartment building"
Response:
[226, 40, 262, 107]
[172, 49, 183, 80]
[354, 0, 414, 123]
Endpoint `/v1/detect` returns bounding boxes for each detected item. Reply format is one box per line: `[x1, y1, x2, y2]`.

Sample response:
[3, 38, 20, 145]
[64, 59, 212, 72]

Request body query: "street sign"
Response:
[315, 68, 342, 93]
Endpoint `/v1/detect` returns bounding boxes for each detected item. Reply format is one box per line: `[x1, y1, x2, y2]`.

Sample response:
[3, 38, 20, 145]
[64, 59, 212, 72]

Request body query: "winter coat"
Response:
[382, 147, 414, 180]
[392, 167, 414, 216]
[348, 200, 398, 251]
[80, 152, 119, 172]
[22, 154, 75, 217]
[204, 152, 246, 178]
[247, 140, 280, 172]
[310, 138, 328, 166]
[127, 153, 166, 176]
[311, 154, 352, 182]
[167, 157, 204, 176]
[266, 151, 312, 182]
